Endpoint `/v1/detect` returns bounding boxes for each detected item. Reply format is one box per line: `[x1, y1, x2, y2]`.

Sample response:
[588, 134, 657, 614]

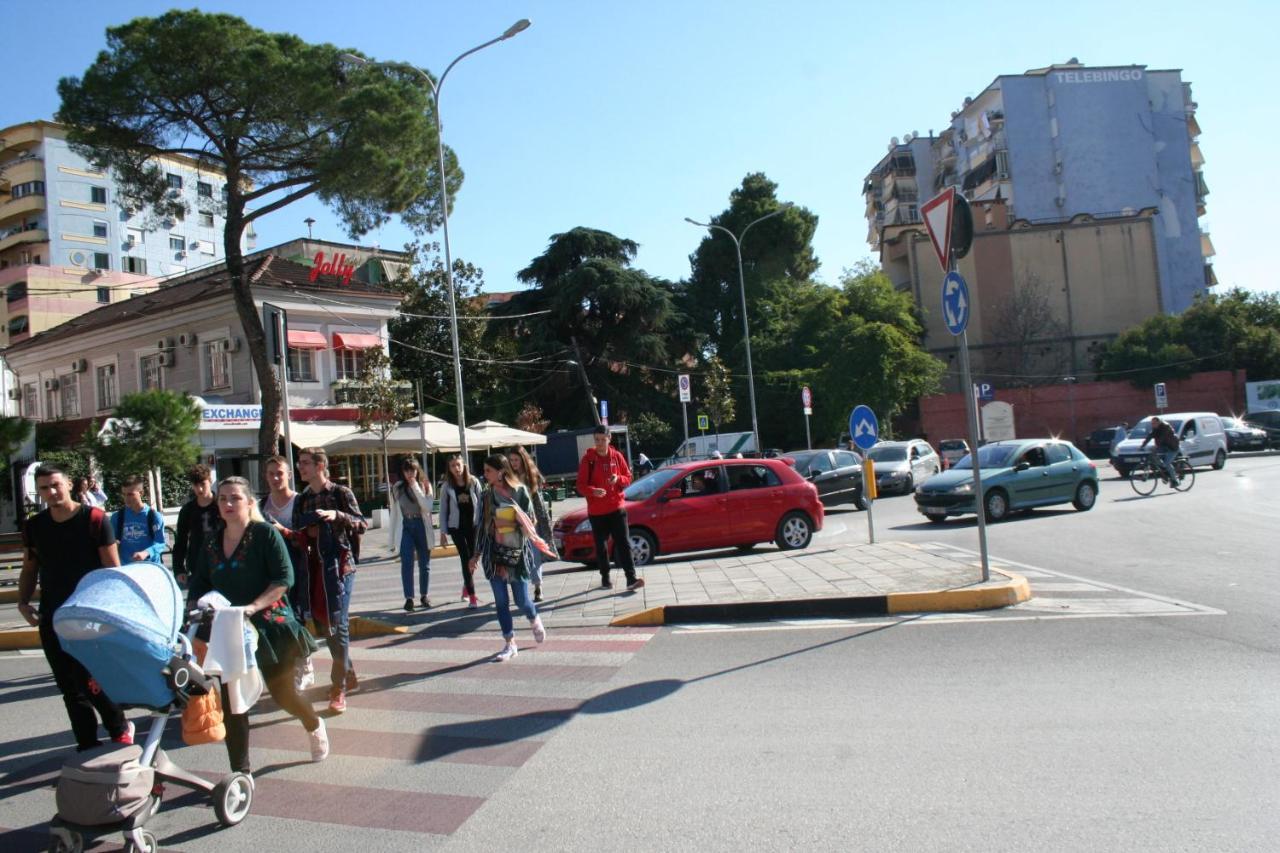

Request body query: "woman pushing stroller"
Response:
[187, 477, 329, 772]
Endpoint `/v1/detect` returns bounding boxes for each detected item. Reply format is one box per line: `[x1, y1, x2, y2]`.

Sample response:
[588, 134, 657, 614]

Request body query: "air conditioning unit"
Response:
[70, 358, 87, 373]
[178, 332, 197, 348]
[157, 351, 174, 368]
[176, 251, 187, 258]
[43, 378, 60, 391]
[219, 336, 242, 353]
[157, 336, 176, 350]
[6, 389, 20, 401]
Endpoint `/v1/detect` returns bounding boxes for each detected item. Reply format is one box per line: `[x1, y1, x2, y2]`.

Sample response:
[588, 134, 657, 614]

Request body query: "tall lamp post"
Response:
[684, 203, 793, 454]
[341, 18, 530, 460]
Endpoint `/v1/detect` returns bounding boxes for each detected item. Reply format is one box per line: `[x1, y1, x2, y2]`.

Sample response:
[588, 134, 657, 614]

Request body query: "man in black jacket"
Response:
[172, 464, 218, 584]
[1140, 417, 1181, 485]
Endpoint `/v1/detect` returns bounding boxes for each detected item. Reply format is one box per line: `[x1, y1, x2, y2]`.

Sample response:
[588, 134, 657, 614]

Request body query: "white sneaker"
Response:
[295, 657, 315, 692]
[493, 642, 518, 662]
[309, 718, 330, 762]
[530, 616, 546, 644]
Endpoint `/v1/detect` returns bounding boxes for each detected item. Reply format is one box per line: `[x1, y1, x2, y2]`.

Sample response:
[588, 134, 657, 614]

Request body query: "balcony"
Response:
[1194, 171, 1209, 200]
[0, 227, 46, 254]
[0, 155, 43, 191]
[0, 193, 45, 226]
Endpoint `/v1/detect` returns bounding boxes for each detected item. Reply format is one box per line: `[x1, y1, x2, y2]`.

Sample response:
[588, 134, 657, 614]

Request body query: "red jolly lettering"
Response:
[309, 251, 357, 286]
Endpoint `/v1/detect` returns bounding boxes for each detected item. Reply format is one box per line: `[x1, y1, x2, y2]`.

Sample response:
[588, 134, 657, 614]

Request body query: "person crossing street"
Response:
[576, 425, 644, 591]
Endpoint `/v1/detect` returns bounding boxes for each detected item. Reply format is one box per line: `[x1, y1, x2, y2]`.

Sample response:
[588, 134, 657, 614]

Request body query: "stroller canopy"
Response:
[54, 563, 184, 709]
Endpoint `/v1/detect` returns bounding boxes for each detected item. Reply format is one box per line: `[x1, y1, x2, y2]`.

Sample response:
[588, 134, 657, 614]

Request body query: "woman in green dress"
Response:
[188, 477, 328, 772]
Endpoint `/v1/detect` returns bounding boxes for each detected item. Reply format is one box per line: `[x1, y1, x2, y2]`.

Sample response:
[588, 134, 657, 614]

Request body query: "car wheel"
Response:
[854, 489, 867, 511]
[1212, 449, 1227, 470]
[1072, 480, 1097, 511]
[629, 529, 657, 567]
[983, 489, 1010, 522]
[925, 514, 947, 525]
[775, 511, 813, 550]
[903, 474, 914, 494]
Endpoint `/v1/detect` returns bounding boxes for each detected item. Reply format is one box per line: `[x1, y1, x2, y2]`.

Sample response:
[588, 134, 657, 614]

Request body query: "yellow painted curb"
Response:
[610, 607, 666, 627]
[430, 544, 458, 559]
[308, 616, 408, 639]
[886, 569, 1031, 614]
[0, 627, 39, 651]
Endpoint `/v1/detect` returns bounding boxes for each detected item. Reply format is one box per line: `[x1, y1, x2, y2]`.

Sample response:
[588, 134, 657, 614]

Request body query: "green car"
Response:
[913, 439, 1100, 523]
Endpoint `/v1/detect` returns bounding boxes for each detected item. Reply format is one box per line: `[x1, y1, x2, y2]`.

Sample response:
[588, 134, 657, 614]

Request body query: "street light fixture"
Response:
[339, 17, 531, 460]
[684, 203, 793, 454]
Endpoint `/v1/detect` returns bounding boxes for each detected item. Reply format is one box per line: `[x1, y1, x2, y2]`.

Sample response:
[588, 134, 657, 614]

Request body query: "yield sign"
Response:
[921, 187, 955, 272]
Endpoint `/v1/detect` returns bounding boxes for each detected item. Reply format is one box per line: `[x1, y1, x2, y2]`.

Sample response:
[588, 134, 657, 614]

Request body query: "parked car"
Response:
[914, 439, 1099, 523]
[1242, 410, 1280, 448]
[1110, 413, 1228, 477]
[865, 439, 940, 495]
[938, 439, 970, 469]
[1221, 416, 1268, 452]
[552, 458, 824, 567]
[1082, 425, 1127, 459]
[784, 449, 865, 509]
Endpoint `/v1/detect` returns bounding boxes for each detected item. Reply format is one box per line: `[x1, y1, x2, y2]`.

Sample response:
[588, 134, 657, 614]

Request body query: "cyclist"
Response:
[1140, 416, 1180, 486]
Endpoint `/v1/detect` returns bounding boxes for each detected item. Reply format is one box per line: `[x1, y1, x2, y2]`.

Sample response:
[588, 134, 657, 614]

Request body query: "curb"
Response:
[610, 569, 1031, 627]
[0, 615, 408, 652]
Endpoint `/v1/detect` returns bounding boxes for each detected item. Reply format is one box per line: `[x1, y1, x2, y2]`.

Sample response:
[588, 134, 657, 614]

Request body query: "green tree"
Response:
[702, 357, 737, 439]
[86, 390, 201, 507]
[493, 228, 692, 430]
[627, 411, 672, 455]
[1095, 288, 1280, 385]
[57, 10, 459, 466]
[353, 348, 415, 508]
[0, 417, 33, 478]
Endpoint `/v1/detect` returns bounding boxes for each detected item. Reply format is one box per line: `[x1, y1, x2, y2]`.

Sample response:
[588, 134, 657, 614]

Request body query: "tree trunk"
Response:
[223, 195, 282, 489]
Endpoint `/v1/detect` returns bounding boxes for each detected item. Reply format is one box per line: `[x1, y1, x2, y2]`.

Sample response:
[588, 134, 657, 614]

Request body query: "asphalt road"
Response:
[444, 452, 1280, 851]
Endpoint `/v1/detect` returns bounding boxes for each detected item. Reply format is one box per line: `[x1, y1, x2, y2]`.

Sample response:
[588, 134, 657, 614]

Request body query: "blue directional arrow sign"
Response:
[849, 404, 879, 451]
[941, 271, 970, 336]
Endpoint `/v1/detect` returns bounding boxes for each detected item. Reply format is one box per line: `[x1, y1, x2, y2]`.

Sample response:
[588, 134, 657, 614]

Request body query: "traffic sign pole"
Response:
[682, 402, 690, 459]
[802, 386, 813, 450]
[951, 280, 990, 583]
[804, 412, 812, 450]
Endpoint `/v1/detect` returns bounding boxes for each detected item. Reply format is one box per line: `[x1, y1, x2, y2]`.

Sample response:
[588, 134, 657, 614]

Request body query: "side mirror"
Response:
[658, 487, 682, 503]
[1015, 461, 1031, 472]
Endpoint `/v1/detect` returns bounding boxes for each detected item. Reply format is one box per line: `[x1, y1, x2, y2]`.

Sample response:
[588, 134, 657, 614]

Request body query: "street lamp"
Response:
[340, 17, 531, 460]
[684, 203, 793, 454]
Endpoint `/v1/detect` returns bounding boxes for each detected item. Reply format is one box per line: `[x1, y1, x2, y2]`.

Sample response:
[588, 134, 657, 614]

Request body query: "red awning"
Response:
[287, 329, 327, 349]
[332, 332, 382, 350]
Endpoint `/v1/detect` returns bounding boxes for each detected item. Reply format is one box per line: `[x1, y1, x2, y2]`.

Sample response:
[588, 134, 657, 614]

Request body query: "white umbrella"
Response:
[468, 419, 548, 448]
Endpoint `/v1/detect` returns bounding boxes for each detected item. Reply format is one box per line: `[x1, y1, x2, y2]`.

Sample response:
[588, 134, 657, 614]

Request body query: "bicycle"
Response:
[1129, 451, 1195, 496]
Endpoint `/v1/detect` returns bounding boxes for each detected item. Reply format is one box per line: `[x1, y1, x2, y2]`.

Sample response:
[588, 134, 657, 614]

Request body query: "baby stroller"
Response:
[48, 562, 253, 852]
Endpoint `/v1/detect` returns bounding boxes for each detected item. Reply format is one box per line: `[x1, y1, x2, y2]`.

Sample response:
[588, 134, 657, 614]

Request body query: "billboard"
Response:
[1246, 380, 1280, 412]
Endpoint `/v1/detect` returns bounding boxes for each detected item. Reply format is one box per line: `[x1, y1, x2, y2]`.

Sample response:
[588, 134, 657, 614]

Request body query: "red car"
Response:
[553, 458, 824, 566]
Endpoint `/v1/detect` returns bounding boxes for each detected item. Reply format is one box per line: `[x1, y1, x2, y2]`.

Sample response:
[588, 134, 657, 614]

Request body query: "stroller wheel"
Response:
[123, 829, 158, 852]
[49, 827, 83, 853]
[213, 772, 253, 826]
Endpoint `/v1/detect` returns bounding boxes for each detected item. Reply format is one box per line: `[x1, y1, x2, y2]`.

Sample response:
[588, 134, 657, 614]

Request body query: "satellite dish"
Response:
[890, 136, 899, 146]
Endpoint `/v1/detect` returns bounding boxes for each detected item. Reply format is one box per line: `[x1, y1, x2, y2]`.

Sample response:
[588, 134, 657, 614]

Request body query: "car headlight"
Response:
[573, 519, 593, 534]
[949, 482, 973, 494]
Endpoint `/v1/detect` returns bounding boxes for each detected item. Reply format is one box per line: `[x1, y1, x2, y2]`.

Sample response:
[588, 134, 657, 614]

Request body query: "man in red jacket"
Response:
[577, 425, 645, 590]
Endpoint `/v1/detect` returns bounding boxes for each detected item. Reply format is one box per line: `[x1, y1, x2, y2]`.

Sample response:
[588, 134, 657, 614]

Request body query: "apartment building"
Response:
[863, 61, 1212, 387]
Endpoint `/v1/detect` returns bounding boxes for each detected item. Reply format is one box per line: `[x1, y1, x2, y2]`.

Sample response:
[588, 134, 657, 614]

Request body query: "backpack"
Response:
[113, 506, 162, 545]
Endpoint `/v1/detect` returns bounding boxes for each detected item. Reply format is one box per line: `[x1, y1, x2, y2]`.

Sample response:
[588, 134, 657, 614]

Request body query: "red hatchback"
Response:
[552, 458, 824, 567]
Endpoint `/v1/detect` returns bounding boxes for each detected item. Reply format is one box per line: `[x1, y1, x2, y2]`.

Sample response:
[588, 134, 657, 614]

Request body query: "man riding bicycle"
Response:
[1140, 416, 1180, 485]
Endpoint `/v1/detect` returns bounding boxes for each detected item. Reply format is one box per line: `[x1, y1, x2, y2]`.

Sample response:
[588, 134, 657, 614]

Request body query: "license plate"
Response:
[924, 507, 946, 517]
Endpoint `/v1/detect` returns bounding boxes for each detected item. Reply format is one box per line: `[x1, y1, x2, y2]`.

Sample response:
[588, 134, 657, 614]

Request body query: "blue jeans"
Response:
[400, 517, 431, 598]
[489, 575, 537, 639]
[1157, 448, 1179, 481]
[327, 573, 354, 691]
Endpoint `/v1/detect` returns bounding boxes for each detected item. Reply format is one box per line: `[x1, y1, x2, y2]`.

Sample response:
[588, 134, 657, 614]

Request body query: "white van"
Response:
[1110, 412, 1228, 476]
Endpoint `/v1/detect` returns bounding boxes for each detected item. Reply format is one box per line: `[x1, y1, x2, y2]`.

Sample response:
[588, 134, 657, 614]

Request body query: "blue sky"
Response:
[4, 1, 1276, 295]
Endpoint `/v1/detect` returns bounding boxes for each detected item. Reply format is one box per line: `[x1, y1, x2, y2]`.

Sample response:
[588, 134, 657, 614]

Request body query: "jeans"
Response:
[222, 666, 320, 773]
[399, 517, 431, 598]
[327, 573, 354, 691]
[591, 509, 636, 583]
[489, 575, 537, 639]
[1157, 448, 1179, 481]
[451, 528, 477, 596]
[39, 620, 128, 750]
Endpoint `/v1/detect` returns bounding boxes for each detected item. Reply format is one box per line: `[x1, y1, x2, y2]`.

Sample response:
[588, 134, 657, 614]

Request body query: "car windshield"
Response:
[939, 440, 966, 451]
[786, 451, 823, 474]
[624, 470, 680, 502]
[952, 444, 1019, 469]
[1221, 417, 1240, 429]
[867, 446, 907, 462]
[1126, 419, 1182, 439]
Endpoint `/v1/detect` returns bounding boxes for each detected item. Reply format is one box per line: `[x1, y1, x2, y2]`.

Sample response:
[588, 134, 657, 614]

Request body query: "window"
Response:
[122, 256, 147, 274]
[197, 181, 213, 198]
[169, 236, 185, 252]
[678, 467, 723, 497]
[727, 465, 781, 491]
[206, 340, 231, 389]
[60, 377, 79, 418]
[166, 173, 183, 189]
[806, 452, 835, 475]
[1045, 443, 1071, 465]
[336, 348, 367, 380]
[6, 282, 27, 303]
[287, 347, 316, 382]
[140, 354, 164, 390]
[22, 384, 37, 418]
[90, 186, 107, 205]
[174, 208, 184, 222]
[198, 212, 215, 228]
[834, 451, 861, 468]
[11, 181, 45, 199]
[96, 364, 118, 410]
[93, 252, 110, 271]
[92, 221, 108, 238]
[97, 287, 110, 304]
[126, 227, 144, 247]
[7, 315, 29, 335]
[45, 384, 59, 420]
